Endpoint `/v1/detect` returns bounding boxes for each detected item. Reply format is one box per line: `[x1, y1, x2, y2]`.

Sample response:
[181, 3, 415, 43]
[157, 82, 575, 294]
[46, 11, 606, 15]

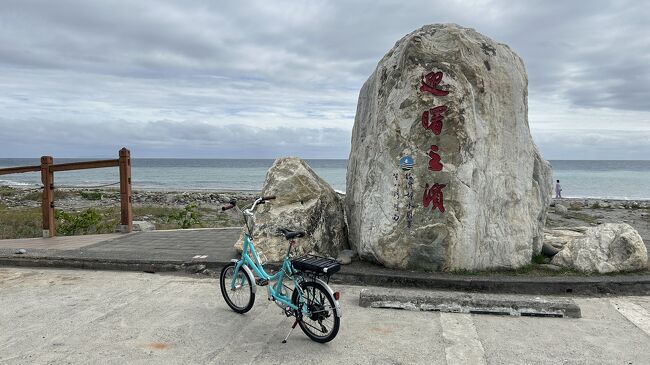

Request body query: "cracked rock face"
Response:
[550, 223, 648, 273]
[345, 24, 552, 271]
[234, 157, 348, 262]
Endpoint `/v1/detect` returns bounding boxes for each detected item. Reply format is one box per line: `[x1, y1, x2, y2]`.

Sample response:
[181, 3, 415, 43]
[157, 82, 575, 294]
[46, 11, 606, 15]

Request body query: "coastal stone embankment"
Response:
[0, 188, 258, 211]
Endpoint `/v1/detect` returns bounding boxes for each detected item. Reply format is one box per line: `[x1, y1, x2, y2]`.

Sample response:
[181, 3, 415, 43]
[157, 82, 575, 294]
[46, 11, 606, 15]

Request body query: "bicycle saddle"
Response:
[277, 228, 306, 240]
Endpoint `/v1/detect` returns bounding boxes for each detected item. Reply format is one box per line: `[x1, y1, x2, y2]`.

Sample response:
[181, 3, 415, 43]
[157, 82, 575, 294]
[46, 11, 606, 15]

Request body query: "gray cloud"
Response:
[533, 129, 650, 160]
[1, 0, 649, 158]
[0, 118, 351, 158]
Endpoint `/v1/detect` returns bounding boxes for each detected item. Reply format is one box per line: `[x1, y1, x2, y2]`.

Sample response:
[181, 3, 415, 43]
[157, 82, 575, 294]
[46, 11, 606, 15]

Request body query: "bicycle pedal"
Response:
[255, 278, 269, 286]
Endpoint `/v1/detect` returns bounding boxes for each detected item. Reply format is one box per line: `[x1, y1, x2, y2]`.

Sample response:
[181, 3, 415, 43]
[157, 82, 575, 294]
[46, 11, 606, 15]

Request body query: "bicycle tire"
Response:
[291, 280, 340, 343]
[220, 262, 255, 314]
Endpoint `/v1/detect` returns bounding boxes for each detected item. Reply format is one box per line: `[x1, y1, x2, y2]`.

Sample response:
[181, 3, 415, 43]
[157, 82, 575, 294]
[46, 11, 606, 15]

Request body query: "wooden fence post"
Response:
[40, 156, 55, 237]
[119, 148, 133, 233]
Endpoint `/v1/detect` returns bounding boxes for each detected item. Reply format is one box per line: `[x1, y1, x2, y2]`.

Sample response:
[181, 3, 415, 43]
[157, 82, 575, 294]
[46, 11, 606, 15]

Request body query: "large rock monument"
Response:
[346, 24, 552, 271]
[234, 157, 348, 262]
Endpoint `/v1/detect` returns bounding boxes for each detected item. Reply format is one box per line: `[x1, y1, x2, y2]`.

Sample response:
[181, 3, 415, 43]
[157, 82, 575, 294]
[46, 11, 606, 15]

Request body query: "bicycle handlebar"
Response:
[262, 195, 276, 201]
[221, 203, 235, 211]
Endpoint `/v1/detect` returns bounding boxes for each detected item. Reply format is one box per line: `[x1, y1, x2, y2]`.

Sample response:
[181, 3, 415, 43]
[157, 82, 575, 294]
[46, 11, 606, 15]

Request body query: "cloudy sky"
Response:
[1, 0, 649, 159]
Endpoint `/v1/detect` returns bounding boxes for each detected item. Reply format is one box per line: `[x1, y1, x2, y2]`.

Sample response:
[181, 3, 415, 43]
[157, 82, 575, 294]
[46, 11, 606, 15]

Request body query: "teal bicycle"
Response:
[220, 196, 342, 343]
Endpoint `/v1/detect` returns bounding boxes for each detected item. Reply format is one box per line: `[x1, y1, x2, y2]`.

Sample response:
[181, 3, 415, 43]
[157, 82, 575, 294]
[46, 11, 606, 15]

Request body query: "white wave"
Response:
[0, 179, 33, 186]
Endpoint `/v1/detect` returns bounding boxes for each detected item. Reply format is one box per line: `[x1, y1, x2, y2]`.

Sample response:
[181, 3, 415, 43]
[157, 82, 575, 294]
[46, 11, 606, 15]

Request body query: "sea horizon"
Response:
[2, 158, 650, 200]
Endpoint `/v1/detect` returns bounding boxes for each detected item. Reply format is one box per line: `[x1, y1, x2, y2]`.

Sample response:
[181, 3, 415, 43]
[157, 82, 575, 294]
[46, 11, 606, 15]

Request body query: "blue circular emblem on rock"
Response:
[399, 155, 414, 171]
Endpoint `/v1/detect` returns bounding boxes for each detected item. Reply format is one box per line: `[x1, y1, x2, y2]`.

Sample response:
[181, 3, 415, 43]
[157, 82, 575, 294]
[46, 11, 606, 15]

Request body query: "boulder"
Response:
[345, 24, 552, 271]
[234, 157, 348, 262]
[132, 221, 156, 232]
[543, 228, 587, 249]
[551, 223, 648, 273]
[555, 204, 568, 216]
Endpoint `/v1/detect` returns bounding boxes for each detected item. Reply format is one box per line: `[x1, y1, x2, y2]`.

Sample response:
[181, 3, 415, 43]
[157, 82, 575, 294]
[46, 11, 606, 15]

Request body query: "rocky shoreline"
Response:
[0, 186, 261, 211]
[1, 185, 649, 255]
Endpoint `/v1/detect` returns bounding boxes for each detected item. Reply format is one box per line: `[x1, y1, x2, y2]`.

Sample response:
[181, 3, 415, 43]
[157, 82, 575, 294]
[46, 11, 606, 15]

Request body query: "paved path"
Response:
[0, 233, 124, 250]
[1, 228, 650, 295]
[0, 228, 241, 263]
[1, 268, 649, 365]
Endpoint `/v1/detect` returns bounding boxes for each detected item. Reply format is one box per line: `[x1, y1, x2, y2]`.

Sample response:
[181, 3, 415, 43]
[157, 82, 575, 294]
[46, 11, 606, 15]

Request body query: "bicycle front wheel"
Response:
[220, 262, 255, 314]
[292, 280, 340, 343]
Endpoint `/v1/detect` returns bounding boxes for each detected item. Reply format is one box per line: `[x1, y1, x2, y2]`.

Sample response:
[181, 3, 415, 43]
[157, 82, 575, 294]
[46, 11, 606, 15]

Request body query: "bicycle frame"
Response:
[230, 233, 306, 313]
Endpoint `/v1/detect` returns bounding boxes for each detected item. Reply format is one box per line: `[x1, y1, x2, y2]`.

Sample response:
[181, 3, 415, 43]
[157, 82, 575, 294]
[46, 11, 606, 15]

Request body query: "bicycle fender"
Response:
[313, 278, 342, 318]
[230, 259, 257, 294]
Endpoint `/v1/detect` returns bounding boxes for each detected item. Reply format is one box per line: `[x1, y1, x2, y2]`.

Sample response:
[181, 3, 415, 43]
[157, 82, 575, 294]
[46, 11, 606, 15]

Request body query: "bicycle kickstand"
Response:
[282, 320, 299, 343]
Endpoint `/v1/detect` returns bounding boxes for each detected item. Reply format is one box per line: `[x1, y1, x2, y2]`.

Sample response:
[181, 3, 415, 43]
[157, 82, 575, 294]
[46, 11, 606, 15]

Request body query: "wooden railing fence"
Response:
[0, 148, 133, 237]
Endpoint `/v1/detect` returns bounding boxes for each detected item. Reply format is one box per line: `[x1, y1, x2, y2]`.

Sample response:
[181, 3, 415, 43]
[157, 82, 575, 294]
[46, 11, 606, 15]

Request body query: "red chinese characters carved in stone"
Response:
[427, 145, 443, 171]
[421, 105, 447, 135]
[420, 72, 449, 96]
[423, 183, 446, 213]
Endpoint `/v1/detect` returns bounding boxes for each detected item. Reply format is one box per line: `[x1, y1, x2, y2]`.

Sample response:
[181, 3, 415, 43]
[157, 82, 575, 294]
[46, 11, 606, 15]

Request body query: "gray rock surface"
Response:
[555, 204, 568, 216]
[551, 223, 648, 273]
[337, 249, 358, 265]
[345, 24, 552, 271]
[234, 157, 348, 262]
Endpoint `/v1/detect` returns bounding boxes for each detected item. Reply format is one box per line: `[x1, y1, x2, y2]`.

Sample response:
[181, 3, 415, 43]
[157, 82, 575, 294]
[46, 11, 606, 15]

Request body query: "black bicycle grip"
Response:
[222, 204, 235, 211]
[263, 195, 276, 200]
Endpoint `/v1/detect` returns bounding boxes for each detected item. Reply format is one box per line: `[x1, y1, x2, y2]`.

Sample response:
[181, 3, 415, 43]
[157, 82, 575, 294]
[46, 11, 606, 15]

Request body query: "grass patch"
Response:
[55, 208, 118, 236]
[20, 191, 41, 201]
[80, 190, 103, 200]
[450, 264, 580, 277]
[532, 254, 547, 265]
[54, 190, 77, 200]
[0, 186, 17, 197]
[0, 203, 243, 239]
[0, 207, 43, 239]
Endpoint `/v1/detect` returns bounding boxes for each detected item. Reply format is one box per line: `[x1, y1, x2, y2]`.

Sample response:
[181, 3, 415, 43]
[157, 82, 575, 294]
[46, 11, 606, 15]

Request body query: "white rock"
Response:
[544, 228, 586, 249]
[345, 24, 551, 271]
[555, 204, 568, 215]
[551, 223, 648, 273]
[132, 221, 156, 231]
[234, 157, 348, 262]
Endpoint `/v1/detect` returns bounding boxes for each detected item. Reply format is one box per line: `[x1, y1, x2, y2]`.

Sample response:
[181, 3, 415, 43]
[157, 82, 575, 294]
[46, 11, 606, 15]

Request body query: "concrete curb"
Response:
[333, 265, 650, 296]
[359, 288, 582, 318]
[1, 255, 650, 296]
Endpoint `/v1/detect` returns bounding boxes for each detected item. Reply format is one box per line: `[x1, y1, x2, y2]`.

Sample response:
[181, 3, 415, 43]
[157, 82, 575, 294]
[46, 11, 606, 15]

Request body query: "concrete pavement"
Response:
[1, 267, 650, 365]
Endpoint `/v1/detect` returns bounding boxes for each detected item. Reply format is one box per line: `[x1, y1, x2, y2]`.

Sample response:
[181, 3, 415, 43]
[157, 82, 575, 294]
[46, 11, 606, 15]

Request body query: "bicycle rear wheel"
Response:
[220, 262, 255, 313]
[291, 280, 340, 343]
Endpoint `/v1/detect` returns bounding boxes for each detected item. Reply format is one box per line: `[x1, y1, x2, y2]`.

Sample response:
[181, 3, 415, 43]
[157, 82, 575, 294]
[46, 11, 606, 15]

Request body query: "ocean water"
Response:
[1, 159, 649, 199]
[549, 160, 650, 200]
[0, 159, 348, 192]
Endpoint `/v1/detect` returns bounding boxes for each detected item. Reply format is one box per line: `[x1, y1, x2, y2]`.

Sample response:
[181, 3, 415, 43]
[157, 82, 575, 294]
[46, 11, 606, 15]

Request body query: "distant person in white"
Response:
[555, 180, 562, 198]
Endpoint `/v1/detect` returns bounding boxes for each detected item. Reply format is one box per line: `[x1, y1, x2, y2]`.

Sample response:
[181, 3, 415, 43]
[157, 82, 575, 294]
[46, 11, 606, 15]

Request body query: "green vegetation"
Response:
[0, 186, 17, 197]
[450, 263, 578, 277]
[55, 208, 118, 236]
[531, 253, 547, 265]
[0, 205, 224, 239]
[167, 203, 201, 229]
[80, 190, 104, 200]
[20, 191, 41, 201]
[0, 207, 42, 239]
